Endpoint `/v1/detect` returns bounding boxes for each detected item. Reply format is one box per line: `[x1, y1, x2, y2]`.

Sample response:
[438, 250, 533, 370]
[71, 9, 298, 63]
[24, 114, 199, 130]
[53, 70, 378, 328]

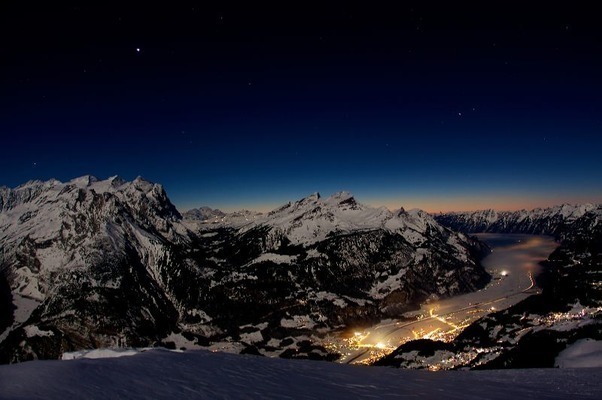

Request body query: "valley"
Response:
[326, 234, 559, 365]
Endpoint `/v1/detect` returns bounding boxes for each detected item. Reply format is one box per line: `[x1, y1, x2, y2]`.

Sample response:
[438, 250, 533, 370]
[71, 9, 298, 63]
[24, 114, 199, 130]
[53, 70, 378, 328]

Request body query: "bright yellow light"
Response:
[375, 342, 387, 350]
[424, 327, 442, 339]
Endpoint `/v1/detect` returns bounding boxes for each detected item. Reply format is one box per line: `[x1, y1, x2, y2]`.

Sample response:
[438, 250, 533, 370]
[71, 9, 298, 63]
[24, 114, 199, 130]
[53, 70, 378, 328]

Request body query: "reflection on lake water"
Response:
[475, 233, 560, 281]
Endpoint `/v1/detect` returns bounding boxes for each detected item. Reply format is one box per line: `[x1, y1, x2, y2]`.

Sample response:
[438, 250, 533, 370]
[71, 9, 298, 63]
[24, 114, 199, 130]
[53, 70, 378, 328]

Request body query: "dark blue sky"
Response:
[1, 3, 601, 211]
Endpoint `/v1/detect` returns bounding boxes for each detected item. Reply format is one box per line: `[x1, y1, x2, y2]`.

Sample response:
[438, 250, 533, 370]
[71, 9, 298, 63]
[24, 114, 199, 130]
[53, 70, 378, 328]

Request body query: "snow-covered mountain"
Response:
[0, 175, 197, 362]
[434, 203, 597, 236]
[236, 191, 452, 246]
[0, 176, 490, 363]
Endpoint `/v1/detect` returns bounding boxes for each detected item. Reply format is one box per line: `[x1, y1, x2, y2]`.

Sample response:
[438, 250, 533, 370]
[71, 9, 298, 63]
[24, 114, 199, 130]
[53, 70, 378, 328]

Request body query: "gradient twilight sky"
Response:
[1, 3, 601, 212]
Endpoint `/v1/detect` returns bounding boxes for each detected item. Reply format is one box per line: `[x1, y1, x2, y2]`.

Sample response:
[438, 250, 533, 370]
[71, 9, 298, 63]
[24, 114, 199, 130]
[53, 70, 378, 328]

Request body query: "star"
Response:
[136, 48, 141, 53]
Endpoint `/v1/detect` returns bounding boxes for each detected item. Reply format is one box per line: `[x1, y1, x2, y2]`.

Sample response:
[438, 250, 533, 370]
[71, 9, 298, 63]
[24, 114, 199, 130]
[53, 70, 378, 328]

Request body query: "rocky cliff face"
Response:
[0, 176, 194, 362]
[0, 176, 490, 363]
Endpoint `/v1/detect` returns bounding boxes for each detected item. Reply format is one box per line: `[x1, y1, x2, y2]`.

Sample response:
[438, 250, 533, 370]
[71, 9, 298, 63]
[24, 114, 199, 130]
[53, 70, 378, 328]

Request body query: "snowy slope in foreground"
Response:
[1, 349, 601, 399]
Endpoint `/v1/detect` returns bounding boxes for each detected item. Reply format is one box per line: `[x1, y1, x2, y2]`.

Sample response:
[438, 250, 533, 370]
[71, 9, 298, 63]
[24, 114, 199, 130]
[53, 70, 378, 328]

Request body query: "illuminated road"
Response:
[325, 234, 559, 365]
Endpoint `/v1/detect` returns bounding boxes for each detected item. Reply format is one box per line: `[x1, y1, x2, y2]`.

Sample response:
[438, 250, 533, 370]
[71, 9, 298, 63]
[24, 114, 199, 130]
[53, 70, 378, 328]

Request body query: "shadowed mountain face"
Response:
[0, 177, 489, 363]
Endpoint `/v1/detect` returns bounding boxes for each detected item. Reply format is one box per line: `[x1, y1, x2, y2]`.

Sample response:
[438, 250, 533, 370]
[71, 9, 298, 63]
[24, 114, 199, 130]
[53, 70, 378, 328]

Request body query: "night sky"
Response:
[1, 2, 601, 212]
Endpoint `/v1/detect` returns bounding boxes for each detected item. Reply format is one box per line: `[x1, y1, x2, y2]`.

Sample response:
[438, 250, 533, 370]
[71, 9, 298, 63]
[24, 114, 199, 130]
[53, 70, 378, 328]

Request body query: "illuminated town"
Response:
[324, 306, 477, 366]
[324, 303, 602, 369]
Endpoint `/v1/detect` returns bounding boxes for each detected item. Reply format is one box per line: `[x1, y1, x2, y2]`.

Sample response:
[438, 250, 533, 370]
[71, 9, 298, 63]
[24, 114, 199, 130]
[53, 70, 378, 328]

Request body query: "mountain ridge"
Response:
[434, 203, 598, 237]
[0, 175, 489, 363]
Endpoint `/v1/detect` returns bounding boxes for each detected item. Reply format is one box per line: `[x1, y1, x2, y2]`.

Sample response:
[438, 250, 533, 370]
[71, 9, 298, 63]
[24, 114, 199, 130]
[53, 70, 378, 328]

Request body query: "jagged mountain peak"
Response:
[236, 192, 453, 246]
[68, 175, 99, 187]
[309, 191, 321, 200]
[132, 175, 160, 192]
[133, 175, 153, 185]
[15, 178, 61, 191]
[108, 175, 127, 187]
[293, 192, 322, 207]
[325, 191, 361, 210]
[0, 175, 183, 234]
[6, 175, 164, 197]
[269, 191, 362, 216]
[325, 190, 352, 202]
[552, 203, 596, 219]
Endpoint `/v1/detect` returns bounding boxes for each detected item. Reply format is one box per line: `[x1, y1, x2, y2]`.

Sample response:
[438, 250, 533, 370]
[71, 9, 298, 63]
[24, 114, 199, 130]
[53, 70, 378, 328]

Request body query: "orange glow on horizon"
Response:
[366, 194, 602, 214]
[182, 193, 602, 215]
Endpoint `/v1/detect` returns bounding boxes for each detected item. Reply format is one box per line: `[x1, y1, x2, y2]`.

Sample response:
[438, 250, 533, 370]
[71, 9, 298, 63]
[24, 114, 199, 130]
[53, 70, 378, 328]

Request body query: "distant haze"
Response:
[178, 192, 602, 214]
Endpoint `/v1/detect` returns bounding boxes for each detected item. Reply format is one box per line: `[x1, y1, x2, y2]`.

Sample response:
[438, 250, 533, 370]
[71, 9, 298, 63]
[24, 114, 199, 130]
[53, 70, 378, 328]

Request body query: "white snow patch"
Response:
[186, 309, 212, 322]
[310, 291, 348, 308]
[13, 268, 45, 301]
[240, 330, 264, 344]
[23, 325, 54, 338]
[556, 339, 602, 368]
[163, 332, 206, 350]
[305, 248, 321, 258]
[280, 315, 316, 329]
[208, 341, 246, 354]
[62, 348, 143, 360]
[369, 267, 408, 299]
[249, 253, 297, 265]
[12, 294, 41, 326]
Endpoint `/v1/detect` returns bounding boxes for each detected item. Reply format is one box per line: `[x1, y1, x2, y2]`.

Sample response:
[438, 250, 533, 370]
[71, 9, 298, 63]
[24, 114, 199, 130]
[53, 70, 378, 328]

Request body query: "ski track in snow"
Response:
[1, 349, 601, 399]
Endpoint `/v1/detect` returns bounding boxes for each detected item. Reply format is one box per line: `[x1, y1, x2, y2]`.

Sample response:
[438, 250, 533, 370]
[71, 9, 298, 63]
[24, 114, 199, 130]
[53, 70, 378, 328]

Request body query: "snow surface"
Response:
[23, 325, 54, 338]
[556, 339, 602, 368]
[1, 348, 601, 399]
